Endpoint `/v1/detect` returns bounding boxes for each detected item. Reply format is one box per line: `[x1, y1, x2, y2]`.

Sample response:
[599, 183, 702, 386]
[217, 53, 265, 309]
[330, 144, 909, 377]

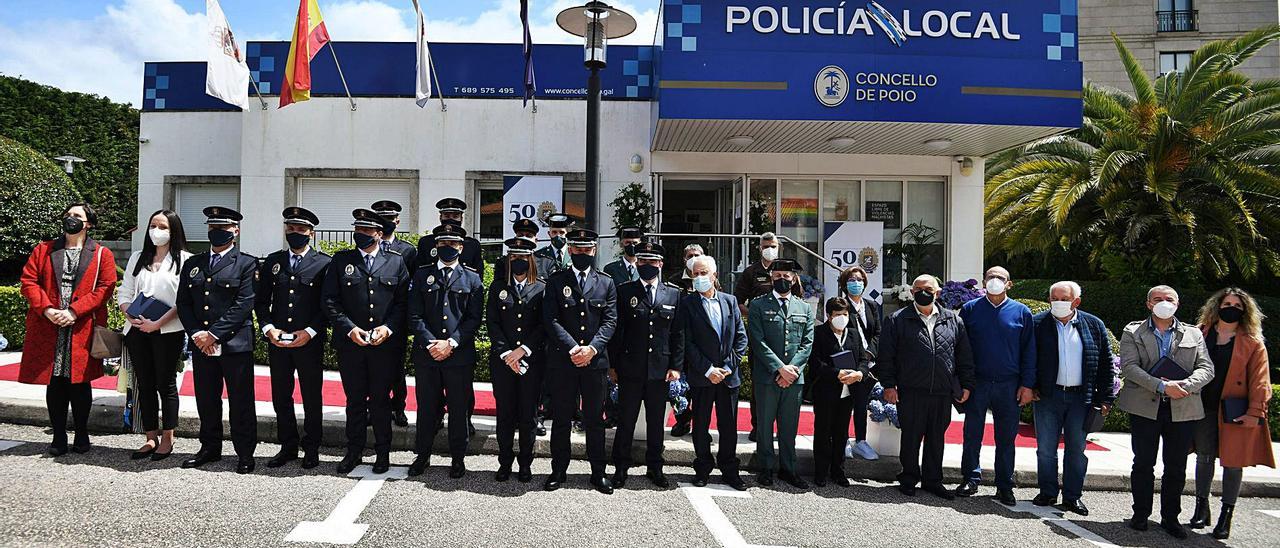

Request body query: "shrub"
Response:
[0, 285, 26, 349]
[0, 136, 82, 275]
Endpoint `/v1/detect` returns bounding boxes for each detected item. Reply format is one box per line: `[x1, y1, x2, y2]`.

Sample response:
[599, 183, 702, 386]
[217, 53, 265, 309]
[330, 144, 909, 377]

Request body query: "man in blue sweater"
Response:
[955, 266, 1036, 505]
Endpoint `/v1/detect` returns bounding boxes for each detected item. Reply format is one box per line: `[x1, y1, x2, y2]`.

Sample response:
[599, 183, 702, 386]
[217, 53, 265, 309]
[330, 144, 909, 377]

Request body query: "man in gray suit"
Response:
[1116, 285, 1214, 539]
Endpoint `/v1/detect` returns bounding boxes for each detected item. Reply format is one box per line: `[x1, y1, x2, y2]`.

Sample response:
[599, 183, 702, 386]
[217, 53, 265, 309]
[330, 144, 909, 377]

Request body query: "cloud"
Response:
[423, 0, 660, 46]
[325, 1, 415, 41]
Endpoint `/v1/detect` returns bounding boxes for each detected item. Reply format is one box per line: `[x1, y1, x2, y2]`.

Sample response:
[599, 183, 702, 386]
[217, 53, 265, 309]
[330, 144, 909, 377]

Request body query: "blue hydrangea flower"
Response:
[884, 403, 900, 428]
[868, 399, 886, 423]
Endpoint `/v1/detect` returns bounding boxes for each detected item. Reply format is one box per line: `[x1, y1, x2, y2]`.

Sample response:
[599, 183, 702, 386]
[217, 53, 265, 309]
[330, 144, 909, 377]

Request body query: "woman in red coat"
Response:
[19, 203, 118, 455]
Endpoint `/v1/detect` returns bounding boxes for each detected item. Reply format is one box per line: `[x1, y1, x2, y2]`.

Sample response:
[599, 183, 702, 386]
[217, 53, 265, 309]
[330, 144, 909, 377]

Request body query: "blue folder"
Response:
[1147, 356, 1189, 381]
[126, 294, 171, 322]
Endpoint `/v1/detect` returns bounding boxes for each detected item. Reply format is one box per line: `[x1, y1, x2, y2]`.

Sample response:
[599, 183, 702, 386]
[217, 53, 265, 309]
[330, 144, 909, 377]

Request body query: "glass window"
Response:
[174, 183, 239, 243]
[906, 180, 946, 281]
[779, 179, 819, 278]
[822, 180, 861, 223]
[1159, 51, 1192, 74]
[864, 180, 903, 288]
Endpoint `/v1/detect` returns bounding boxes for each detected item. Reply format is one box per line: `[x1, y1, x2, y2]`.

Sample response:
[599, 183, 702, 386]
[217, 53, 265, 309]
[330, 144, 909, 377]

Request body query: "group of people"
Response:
[16, 200, 1273, 540]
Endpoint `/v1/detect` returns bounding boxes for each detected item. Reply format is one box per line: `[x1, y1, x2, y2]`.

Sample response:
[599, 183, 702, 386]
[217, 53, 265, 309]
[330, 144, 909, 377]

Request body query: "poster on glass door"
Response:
[502, 175, 563, 243]
[822, 221, 884, 304]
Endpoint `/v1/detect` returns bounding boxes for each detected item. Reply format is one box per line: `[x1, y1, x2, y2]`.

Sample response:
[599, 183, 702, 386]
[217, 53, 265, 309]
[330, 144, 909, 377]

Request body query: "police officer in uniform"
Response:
[407, 223, 484, 479]
[256, 207, 331, 470]
[176, 206, 259, 474]
[323, 209, 410, 474]
[602, 227, 644, 286]
[487, 236, 546, 482]
[542, 228, 618, 494]
[533, 213, 574, 276]
[417, 197, 483, 276]
[372, 199, 417, 427]
[608, 241, 683, 488]
[494, 218, 555, 282]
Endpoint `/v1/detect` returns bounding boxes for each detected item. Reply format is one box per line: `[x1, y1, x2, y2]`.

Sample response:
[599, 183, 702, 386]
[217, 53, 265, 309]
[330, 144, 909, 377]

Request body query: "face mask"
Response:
[685, 257, 699, 272]
[208, 228, 235, 247]
[692, 275, 713, 293]
[509, 258, 530, 276]
[148, 227, 171, 246]
[1218, 306, 1244, 324]
[830, 315, 849, 330]
[913, 290, 935, 306]
[551, 235, 566, 248]
[623, 244, 637, 257]
[285, 232, 310, 250]
[1152, 300, 1178, 320]
[352, 232, 378, 250]
[62, 216, 85, 235]
[441, 218, 462, 227]
[772, 277, 792, 295]
[637, 263, 661, 281]
[761, 246, 778, 261]
[437, 245, 461, 262]
[1050, 301, 1075, 319]
[985, 278, 1007, 295]
[845, 280, 865, 296]
[570, 253, 594, 271]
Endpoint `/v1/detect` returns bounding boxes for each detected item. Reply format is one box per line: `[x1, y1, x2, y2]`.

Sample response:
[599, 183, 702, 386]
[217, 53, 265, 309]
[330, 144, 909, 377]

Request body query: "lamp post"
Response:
[556, 2, 635, 230]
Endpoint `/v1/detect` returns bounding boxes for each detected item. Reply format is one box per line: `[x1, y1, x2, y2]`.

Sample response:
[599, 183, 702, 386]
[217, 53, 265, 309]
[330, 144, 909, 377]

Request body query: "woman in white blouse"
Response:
[118, 210, 192, 461]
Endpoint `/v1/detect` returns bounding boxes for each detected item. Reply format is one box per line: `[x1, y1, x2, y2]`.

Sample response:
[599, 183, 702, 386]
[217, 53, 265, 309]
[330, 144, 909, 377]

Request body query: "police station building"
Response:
[136, 0, 1081, 297]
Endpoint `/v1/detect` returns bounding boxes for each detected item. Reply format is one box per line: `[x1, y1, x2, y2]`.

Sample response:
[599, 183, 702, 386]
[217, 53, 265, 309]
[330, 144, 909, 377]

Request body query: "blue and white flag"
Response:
[520, 0, 536, 106]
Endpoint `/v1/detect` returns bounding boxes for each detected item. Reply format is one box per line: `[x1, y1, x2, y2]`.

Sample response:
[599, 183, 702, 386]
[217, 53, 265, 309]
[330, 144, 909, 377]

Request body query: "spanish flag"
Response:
[279, 0, 330, 108]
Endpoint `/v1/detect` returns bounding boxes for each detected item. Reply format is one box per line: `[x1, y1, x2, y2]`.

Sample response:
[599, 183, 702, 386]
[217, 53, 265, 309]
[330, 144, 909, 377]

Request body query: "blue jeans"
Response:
[960, 378, 1020, 489]
[1033, 388, 1089, 501]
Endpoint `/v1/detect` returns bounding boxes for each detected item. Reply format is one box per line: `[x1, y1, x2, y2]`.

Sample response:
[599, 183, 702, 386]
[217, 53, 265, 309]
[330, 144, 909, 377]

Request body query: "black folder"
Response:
[126, 294, 172, 322]
[1147, 356, 1189, 381]
[831, 350, 856, 371]
[1223, 398, 1249, 423]
[1085, 406, 1106, 433]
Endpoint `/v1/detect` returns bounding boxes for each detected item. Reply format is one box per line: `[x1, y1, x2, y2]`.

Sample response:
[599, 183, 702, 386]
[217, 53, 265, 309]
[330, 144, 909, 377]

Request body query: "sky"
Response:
[0, 0, 661, 106]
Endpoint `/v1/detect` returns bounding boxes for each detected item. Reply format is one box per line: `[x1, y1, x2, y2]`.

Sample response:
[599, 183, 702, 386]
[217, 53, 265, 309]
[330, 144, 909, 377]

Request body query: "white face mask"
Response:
[1050, 301, 1074, 319]
[761, 246, 779, 261]
[149, 227, 171, 246]
[1152, 300, 1178, 320]
[692, 275, 713, 293]
[985, 278, 1007, 295]
[830, 315, 849, 330]
[686, 256, 699, 272]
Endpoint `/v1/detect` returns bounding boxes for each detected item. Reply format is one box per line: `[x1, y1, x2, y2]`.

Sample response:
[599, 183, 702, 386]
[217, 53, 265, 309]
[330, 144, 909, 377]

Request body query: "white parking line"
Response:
[1010, 501, 1120, 547]
[285, 465, 408, 545]
[679, 483, 795, 548]
[0, 440, 24, 452]
[1259, 510, 1280, 519]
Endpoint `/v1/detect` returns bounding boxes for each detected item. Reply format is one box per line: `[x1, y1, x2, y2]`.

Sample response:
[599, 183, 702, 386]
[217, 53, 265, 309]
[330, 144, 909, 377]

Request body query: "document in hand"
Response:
[1222, 397, 1249, 423]
[126, 294, 172, 322]
[1147, 356, 1190, 381]
[831, 350, 856, 371]
[1085, 407, 1106, 433]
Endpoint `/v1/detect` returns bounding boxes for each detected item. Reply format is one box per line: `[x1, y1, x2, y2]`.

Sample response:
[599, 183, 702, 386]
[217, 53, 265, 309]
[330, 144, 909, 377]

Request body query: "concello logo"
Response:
[725, 1, 1022, 43]
[814, 65, 849, 107]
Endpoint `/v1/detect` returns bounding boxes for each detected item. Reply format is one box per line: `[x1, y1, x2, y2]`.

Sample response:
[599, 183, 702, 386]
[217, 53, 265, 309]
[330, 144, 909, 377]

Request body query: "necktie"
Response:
[291, 254, 301, 271]
[646, 284, 654, 306]
[209, 253, 220, 271]
[779, 297, 788, 315]
[442, 266, 452, 282]
[628, 264, 635, 280]
[578, 272, 587, 291]
[380, 240, 390, 253]
[364, 254, 373, 272]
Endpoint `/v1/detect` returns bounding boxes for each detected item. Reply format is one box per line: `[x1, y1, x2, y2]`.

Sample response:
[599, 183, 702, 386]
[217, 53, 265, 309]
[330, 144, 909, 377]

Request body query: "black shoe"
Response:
[925, 484, 956, 501]
[267, 448, 299, 468]
[408, 455, 430, 476]
[336, 453, 361, 474]
[646, 469, 669, 488]
[591, 475, 614, 495]
[1188, 496, 1211, 529]
[1061, 499, 1089, 516]
[151, 450, 172, 462]
[495, 466, 512, 482]
[1128, 517, 1149, 532]
[468, 421, 477, 438]
[236, 457, 255, 474]
[393, 411, 409, 427]
[812, 475, 827, 488]
[301, 452, 320, 469]
[449, 459, 466, 479]
[954, 481, 978, 497]
[832, 475, 851, 488]
[748, 429, 758, 443]
[1160, 519, 1188, 539]
[131, 444, 157, 460]
[1212, 504, 1234, 540]
[898, 484, 917, 496]
[518, 466, 533, 483]
[670, 421, 691, 438]
[181, 449, 221, 469]
[543, 472, 564, 491]
[612, 469, 628, 489]
[996, 488, 1017, 506]
[724, 474, 748, 491]
[48, 444, 68, 457]
[692, 474, 709, 487]
[71, 435, 90, 453]
[756, 471, 774, 487]
[1032, 494, 1056, 507]
[372, 455, 390, 475]
[536, 421, 547, 436]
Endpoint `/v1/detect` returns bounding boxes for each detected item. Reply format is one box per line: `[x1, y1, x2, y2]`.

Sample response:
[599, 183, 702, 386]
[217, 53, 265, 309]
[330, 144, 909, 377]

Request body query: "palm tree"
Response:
[985, 25, 1280, 282]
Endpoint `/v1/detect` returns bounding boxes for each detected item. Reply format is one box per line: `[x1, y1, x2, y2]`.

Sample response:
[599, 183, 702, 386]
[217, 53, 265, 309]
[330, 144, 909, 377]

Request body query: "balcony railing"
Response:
[1156, 10, 1197, 32]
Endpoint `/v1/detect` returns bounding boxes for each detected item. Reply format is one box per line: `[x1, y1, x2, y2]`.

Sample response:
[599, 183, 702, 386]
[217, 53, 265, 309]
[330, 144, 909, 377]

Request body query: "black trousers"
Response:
[124, 330, 184, 431]
[191, 351, 257, 458]
[46, 376, 91, 445]
[897, 389, 951, 488]
[550, 366, 607, 475]
[1130, 400, 1194, 521]
[850, 380, 874, 441]
[812, 390, 858, 480]
[337, 344, 395, 455]
[267, 342, 324, 453]
[389, 340, 408, 413]
[414, 361, 474, 460]
[612, 376, 669, 471]
[491, 359, 542, 468]
[690, 383, 741, 477]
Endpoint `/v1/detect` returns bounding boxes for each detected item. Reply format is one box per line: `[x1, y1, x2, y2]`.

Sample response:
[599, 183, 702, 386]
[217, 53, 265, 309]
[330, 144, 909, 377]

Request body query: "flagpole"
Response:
[424, 40, 447, 112]
[326, 42, 357, 111]
[248, 77, 268, 110]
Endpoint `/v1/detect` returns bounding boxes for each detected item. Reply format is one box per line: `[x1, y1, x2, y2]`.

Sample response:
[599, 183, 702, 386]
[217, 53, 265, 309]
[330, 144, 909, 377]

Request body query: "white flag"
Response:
[413, 0, 432, 107]
[204, 0, 249, 110]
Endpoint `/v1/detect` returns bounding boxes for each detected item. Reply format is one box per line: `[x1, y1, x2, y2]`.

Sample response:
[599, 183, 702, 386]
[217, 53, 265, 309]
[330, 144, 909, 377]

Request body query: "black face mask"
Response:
[437, 245, 461, 262]
[637, 263, 661, 281]
[285, 232, 310, 250]
[208, 228, 235, 247]
[441, 218, 462, 227]
[570, 253, 594, 270]
[62, 216, 85, 235]
[509, 258, 530, 276]
[623, 244, 637, 257]
[352, 232, 378, 250]
[551, 235, 566, 248]
[1218, 306, 1245, 324]
[914, 290, 936, 306]
[772, 277, 792, 295]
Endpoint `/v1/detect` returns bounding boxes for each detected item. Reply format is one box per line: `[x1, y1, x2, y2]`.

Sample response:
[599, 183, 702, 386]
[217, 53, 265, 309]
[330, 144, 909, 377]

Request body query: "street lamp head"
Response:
[53, 155, 85, 174]
[557, 1, 636, 69]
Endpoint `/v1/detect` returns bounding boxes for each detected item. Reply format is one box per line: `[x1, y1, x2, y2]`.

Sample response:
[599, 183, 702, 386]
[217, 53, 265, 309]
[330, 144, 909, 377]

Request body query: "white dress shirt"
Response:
[118, 250, 193, 335]
[1054, 313, 1085, 387]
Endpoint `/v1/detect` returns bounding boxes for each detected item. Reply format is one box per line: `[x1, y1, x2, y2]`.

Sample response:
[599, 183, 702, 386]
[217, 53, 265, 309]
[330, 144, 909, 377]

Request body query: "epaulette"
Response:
[464, 265, 478, 273]
[664, 282, 681, 289]
[385, 248, 403, 256]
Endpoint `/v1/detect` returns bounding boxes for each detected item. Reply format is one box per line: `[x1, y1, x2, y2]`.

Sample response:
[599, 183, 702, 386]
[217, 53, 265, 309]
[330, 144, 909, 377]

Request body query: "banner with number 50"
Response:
[502, 175, 564, 244]
[822, 221, 885, 304]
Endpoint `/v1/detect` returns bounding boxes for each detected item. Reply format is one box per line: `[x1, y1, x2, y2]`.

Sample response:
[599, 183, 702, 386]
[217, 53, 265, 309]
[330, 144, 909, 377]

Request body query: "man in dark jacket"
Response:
[1031, 281, 1115, 516]
[372, 200, 418, 428]
[875, 274, 975, 499]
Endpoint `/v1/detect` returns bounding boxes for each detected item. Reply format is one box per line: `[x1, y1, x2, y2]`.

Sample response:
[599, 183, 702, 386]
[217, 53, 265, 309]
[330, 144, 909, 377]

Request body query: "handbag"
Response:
[86, 245, 123, 360]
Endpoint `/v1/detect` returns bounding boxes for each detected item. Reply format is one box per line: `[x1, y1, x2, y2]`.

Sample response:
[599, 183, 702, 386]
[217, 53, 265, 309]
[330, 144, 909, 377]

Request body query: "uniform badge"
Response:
[189, 267, 199, 277]
[563, 285, 572, 297]
[344, 264, 355, 275]
[271, 263, 281, 275]
[426, 275, 436, 285]
[499, 289, 508, 300]
[629, 296, 638, 307]
[429, 247, 437, 257]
